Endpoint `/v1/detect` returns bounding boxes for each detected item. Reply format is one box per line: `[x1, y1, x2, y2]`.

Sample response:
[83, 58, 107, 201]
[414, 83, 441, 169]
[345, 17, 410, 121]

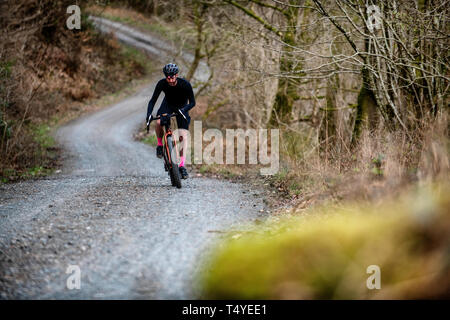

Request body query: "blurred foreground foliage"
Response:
[200, 182, 450, 299]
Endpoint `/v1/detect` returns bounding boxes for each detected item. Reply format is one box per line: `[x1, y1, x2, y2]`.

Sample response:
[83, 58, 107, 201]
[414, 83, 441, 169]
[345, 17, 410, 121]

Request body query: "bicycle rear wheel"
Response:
[166, 135, 181, 188]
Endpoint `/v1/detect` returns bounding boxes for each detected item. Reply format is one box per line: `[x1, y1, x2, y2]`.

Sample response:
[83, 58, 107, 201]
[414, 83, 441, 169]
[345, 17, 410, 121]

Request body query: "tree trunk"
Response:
[319, 76, 338, 153]
[269, 4, 300, 125]
[351, 67, 378, 146]
[186, 2, 206, 82]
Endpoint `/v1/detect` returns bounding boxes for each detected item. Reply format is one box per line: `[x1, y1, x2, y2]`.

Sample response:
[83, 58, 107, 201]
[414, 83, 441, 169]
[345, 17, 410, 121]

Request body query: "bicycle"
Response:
[147, 110, 186, 189]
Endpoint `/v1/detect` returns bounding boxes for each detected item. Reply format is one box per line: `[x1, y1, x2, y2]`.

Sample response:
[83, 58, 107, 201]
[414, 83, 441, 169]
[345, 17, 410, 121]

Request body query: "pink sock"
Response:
[157, 138, 163, 146]
[180, 156, 185, 167]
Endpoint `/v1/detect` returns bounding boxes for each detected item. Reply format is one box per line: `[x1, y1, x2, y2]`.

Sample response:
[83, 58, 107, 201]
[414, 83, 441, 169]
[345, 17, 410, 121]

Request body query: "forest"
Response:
[0, 0, 448, 299]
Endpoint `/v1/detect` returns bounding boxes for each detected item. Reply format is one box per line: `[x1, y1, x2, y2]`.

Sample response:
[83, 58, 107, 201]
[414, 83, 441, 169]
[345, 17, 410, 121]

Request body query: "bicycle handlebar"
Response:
[146, 109, 187, 132]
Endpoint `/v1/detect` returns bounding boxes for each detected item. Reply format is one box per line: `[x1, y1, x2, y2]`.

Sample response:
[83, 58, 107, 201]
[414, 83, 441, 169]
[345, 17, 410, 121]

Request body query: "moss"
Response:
[199, 183, 450, 299]
[22, 166, 54, 178]
[31, 124, 56, 150]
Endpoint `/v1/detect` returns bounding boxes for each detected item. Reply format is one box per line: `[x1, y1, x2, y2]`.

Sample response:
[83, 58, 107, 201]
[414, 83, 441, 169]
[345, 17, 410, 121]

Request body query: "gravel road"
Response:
[88, 16, 210, 83]
[0, 19, 267, 299]
[0, 83, 267, 299]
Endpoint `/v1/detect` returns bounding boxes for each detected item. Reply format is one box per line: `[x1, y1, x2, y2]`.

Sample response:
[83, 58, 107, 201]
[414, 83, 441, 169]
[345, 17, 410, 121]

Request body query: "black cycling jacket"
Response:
[146, 77, 195, 120]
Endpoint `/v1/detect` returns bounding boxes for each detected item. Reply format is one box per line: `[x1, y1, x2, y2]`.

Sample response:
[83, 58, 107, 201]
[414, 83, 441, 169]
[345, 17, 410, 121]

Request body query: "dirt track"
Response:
[0, 18, 267, 299]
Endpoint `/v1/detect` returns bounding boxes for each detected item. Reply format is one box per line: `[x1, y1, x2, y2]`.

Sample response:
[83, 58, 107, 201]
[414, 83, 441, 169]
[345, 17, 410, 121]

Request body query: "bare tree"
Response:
[223, 0, 448, 145]
[309, 0, 449, 141]
[223, 0, 305, 124]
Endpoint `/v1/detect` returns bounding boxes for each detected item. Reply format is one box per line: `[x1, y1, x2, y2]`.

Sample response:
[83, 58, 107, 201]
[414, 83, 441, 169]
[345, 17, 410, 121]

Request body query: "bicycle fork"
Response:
[164, 129, 179, 168]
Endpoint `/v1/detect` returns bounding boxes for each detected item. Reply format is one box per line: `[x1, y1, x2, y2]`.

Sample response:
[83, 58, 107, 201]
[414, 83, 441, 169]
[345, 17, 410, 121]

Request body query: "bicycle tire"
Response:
[163, 143, 175, 186]
[169, 168, 176, 186]
[167, 135, 182, 188]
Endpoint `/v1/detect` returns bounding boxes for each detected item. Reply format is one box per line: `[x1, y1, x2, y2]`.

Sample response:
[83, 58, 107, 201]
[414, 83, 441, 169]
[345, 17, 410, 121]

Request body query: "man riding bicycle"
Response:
[146, 63, 195, 179]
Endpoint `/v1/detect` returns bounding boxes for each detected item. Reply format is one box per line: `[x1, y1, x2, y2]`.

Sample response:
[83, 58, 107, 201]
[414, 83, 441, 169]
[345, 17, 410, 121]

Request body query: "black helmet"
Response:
[163, 63, 179, 77]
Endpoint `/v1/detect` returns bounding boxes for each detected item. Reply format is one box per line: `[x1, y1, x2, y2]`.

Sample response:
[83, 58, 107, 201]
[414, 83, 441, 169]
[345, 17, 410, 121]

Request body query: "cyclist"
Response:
[146, 63, 195, 179]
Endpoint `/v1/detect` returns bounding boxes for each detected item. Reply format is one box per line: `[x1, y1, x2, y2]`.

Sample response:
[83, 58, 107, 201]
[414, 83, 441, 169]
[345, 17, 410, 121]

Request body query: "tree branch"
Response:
[223, 0, 283, 37]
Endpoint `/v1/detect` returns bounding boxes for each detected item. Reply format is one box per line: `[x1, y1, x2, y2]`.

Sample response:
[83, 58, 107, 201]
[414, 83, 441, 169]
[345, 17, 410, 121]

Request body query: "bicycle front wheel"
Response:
[166, 135, 181, 189]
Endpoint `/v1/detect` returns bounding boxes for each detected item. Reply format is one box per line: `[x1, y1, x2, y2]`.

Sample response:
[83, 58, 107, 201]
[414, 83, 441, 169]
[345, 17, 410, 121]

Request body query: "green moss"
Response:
[1, 166, 54, 182]
[199, 183, 450, 299]
[22, 166, 54, 178]
[0, 59, 14, 78]
[0, 168, 15, 183]
[31, 124, 56, 150]
[371, 154, 385, 177]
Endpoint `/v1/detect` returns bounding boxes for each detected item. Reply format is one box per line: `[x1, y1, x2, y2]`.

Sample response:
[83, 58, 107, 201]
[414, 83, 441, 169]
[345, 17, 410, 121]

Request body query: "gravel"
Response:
[0, 82, 267, 299]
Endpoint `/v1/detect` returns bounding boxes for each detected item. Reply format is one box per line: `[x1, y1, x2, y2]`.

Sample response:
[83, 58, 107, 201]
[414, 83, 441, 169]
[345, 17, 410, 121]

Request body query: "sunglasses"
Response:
[166, 75, 177, 79]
